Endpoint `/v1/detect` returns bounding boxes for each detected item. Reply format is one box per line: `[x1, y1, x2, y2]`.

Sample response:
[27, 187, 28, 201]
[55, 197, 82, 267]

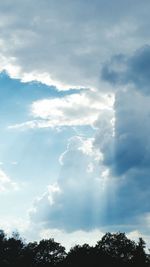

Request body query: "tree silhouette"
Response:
[66, 243, 94, 267]
[0, 231, 25, 267]
[0, 230, 8, 267]
[21, 241, 38, 267]
[34, 238, 66, 267]
[132, 237, 149, 267]
[95, 232, 149, 267]
[0, 229, 149, 267]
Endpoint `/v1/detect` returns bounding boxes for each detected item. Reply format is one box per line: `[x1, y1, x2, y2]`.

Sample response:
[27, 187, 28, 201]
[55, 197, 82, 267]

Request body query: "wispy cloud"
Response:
[8, 91, 114, 129]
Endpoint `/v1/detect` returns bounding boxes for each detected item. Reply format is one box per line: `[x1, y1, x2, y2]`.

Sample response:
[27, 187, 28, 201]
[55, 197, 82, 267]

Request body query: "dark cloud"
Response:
[101, 45, 150, 94]
[93, 87, 150, 226]
[95, 89, 150, 174]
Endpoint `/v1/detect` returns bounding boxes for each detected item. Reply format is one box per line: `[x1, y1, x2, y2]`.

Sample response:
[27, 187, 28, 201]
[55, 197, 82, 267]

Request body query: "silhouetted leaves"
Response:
[0, 230, 149, 267]
[34, 239, 66, 266]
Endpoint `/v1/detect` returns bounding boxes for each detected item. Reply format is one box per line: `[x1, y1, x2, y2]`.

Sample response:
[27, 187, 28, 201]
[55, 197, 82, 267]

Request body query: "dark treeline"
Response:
[0, 230, 149, 267]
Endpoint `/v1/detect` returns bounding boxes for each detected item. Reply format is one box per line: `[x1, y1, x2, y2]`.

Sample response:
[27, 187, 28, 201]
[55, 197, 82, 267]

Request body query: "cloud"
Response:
[0, 217, 30, 236]
[39, 228, 104, 251]
[93, 87, 150, 224]
[1, 0, 150, 246]
[39, 228, 146, 252]
[9, 90, 114, 129]
[95, 89, 150, 175]
[29, 135, 116, 231]
[28, 87, 150, 231]
[0, 169, 19, 192]
[97, 45, 150, 225]
[25, 84, 150, 240]
[101, 45, 150, 94]
[0, 0, 150, 89]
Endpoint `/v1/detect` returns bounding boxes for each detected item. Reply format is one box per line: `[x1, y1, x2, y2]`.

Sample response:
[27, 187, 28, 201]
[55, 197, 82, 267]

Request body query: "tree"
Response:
[66, 244, 94, 267]
[0, 229, 149, 267]
[21, 241, 38, 267]
[34, 238, 66, 267]
[5, 232, 25, 267]
[132, 238, 149, 267]
[95, 232, 150, 267]
[0, 230, 8, 267]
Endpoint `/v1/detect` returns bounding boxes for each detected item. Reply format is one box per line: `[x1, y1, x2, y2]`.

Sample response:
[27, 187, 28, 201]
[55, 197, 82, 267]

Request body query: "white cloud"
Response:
[0, 169, 19, 192]
[59, 136, 101, 166]
[9, 90, 114, 129]
[0, 217, 30, 236]
[29, 135, 117, 231]
[31, 91, 113, 125]
[39, 228, 104, 251]
[47, 183, 61, 206]
[39, 228, 150, 252]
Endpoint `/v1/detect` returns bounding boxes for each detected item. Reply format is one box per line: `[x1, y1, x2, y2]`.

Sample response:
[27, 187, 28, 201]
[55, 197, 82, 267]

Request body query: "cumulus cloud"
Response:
[29, 135, 116, 231]
[23, 81, 150, 243]
[28, 85, 150, 231]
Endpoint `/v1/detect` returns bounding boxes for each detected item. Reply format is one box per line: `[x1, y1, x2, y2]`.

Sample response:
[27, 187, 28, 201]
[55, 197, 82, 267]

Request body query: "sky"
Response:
[0, 0, 150, 250]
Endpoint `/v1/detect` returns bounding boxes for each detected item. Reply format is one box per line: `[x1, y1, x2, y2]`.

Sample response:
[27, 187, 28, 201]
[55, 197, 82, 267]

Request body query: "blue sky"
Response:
[0, 0, 150, 249]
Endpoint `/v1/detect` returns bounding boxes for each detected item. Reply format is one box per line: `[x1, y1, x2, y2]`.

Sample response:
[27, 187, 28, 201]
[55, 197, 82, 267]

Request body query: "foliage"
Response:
[0, 230, 149, 267]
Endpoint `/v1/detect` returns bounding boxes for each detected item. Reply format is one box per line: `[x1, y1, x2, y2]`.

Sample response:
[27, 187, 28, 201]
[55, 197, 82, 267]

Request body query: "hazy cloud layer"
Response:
[0, 0, 150, 88]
